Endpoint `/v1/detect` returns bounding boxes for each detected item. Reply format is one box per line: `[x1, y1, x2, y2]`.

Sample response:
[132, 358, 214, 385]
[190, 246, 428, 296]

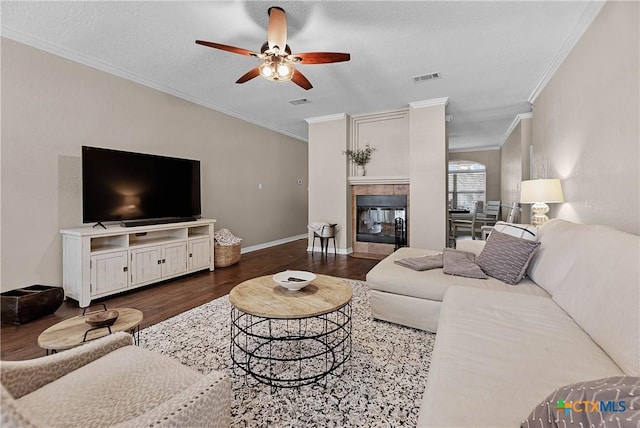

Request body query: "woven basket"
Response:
[214, 242, 241, 267]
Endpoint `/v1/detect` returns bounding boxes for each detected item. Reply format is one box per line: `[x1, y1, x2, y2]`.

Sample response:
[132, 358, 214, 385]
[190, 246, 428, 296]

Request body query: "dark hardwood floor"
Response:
[1, 239, 380, 361]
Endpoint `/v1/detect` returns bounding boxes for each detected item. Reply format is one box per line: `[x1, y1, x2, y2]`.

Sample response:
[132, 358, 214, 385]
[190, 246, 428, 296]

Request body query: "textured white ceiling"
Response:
[1, 1, 602, 150]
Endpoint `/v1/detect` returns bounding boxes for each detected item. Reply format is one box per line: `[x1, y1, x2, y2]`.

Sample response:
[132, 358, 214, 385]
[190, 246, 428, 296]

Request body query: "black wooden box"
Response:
[1, 285, 64, 325]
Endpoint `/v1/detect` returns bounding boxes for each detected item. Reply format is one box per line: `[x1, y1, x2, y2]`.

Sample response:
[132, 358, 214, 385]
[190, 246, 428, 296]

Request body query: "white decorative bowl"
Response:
[273, 271, 316, 291]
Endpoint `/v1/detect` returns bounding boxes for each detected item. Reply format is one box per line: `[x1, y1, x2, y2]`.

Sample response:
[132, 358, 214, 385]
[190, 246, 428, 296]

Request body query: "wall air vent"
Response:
[412, 72, 440, 83]
[288, 98, 310, 105]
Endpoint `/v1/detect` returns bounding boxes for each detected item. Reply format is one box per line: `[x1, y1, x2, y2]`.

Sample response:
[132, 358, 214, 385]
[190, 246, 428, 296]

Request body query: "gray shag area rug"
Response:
[140, 280, 435, 427]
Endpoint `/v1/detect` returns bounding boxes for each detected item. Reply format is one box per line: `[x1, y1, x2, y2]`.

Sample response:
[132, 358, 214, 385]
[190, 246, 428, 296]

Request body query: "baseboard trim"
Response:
[240, 234, 307, 254]
[306, 246, 353, 255]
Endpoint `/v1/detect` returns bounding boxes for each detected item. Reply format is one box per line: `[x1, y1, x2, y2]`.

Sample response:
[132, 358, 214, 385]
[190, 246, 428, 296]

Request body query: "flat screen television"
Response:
[82, 146, 201, 226]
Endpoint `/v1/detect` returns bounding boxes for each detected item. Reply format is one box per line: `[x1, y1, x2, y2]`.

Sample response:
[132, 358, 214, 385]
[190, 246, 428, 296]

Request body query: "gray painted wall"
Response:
[531, 1, 639, 234]
[1, 38, 309, 291]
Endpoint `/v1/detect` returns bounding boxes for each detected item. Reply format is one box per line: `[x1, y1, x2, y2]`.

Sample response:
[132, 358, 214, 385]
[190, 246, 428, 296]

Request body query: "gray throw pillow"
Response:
[477, 230, 541, 284]
[442, 248, 488, 279]
[521, 376, 640, 428]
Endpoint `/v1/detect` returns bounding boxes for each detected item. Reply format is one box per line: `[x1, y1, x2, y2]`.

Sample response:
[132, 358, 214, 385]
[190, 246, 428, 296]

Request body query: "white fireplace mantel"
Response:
[348, 176, 410, 185]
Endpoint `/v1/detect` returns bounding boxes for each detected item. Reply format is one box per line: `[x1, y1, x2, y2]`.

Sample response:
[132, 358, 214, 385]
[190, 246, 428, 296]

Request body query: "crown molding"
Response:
[1, 28, 308, 142]
[527, 1, 605, 103]
[448, 146, 501, 154]
[304, 113, 346, 124]
[499, 112, 534, 147]
[409, 97, 450, 109]
[348, 176, 410, 185]
[350, 108, 408, 122]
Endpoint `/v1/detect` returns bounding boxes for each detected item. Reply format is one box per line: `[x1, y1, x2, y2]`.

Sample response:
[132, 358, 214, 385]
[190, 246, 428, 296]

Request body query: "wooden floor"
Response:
[1, 239, 380, 361]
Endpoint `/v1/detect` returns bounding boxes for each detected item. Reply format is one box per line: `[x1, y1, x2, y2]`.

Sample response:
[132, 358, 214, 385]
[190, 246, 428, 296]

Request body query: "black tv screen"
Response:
[82, 146, 201, 224]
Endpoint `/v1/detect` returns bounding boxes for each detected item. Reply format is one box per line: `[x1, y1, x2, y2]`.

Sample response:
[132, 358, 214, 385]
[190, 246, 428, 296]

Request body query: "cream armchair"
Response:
[1, 332, 230, 427]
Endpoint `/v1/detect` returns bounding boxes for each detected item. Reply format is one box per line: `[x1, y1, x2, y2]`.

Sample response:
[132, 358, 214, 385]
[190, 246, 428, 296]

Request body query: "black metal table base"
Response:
[312, 234, 336, 256]
[230, 303, 351, 390]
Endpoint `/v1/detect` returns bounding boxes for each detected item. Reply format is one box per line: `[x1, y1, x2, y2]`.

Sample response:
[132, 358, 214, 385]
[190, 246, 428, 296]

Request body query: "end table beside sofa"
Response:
[366, 219, 639, 427]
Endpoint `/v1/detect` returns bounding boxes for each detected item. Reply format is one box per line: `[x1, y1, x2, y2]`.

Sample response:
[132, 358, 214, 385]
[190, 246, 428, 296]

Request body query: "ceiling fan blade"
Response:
[236, 67, 261, 84]
[195, 40, 258, 57]
[291, 69, 313, 90]
[267, 7, 287, 52]
[292, 52, 351, 64]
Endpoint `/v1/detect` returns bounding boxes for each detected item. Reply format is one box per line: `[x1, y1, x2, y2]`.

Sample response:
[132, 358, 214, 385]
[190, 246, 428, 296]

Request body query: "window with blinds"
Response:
[448, 161, 486, 210]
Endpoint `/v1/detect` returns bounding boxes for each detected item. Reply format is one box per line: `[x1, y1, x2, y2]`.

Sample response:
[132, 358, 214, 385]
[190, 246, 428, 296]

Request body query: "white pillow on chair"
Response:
[489, 221, 537, 241]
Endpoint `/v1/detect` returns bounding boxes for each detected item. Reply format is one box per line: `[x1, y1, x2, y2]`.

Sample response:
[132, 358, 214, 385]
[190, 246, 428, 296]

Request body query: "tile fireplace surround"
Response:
[351, 184, 410, 255]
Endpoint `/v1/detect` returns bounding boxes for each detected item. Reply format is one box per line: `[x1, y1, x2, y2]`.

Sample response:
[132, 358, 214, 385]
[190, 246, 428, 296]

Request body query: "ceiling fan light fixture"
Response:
[277, 61, 293, 78]
[196, 7, 349, 90]
[259, 59, 274, 78]
[259, 56, 294, 82]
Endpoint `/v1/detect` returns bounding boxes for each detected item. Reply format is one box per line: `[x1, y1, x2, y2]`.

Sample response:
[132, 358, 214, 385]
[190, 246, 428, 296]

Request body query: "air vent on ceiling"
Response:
[412, 72, 440, 83]
[288, 98, 311, 105]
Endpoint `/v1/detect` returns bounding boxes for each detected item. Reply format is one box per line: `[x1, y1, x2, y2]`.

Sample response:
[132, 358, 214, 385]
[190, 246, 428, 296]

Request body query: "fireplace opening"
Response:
[356, 195, 407, 245]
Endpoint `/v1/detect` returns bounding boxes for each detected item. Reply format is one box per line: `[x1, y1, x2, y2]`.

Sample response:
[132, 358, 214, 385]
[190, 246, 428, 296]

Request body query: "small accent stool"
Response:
[309, 223, 337, 256]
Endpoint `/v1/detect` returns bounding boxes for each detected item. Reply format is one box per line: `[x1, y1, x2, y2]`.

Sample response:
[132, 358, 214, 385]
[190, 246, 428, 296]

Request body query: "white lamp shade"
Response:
[520, 179, 564, 203]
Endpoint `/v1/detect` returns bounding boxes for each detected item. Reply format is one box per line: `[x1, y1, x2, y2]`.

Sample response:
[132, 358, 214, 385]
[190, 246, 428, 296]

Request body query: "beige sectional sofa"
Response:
[366, 219, 639, 427]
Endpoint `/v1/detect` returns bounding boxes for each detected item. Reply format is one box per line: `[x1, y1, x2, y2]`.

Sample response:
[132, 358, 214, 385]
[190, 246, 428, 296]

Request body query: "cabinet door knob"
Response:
[157, 260, 162, 265]
[123, 267, 128, 272]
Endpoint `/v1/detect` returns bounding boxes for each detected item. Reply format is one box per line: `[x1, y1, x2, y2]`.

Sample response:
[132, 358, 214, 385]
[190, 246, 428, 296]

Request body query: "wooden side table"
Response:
[38, 307, 143, 355]
[229, 274, 352, 389]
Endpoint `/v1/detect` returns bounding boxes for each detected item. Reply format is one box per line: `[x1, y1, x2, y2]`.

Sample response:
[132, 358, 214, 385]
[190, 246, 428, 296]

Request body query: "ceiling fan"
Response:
[196, 6, 350, 90]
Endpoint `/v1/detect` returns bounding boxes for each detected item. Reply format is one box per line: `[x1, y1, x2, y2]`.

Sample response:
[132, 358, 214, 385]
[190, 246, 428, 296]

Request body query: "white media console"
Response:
[60, 219, 216, 307]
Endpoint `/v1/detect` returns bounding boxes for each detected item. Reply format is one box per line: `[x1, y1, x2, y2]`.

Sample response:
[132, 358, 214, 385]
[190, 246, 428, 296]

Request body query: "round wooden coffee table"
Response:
[229, 274, 352, 389]
[38, 307, 143, 354]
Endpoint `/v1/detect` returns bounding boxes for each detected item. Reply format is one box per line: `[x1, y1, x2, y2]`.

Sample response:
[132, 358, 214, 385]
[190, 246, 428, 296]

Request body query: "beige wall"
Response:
[449, 149, 501, 202]
[500, 116, 532, 223]
[306, 115, 350, 252]
[307, 101, 448, 253]
[1, 38, 309, 291]
[531, 1, 639, 234]
[350, 110, 410, 177]
[409, 101, 448, 249]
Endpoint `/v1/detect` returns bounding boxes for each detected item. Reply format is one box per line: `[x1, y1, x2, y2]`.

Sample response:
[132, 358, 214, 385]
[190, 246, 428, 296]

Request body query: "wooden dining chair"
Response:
[450, 201, 481, 241]
[474, 200, 501, 229]
[481, 202, 521, 240]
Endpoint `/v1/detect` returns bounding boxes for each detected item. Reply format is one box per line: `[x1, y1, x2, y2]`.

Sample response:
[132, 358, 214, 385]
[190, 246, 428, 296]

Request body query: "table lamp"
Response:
[520, 179, 564, 226]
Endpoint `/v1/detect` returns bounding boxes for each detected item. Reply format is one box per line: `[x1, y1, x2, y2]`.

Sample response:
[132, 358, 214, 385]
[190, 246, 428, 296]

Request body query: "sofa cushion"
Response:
[477, 230, 541, 284]
[366, 247, 549, 302]
[418, 287, 625, 427]
[541, 221, 639, 376]
[521, 376, 640, 428]
[18, 345, 203, 427]
[527, 219, 586, 295]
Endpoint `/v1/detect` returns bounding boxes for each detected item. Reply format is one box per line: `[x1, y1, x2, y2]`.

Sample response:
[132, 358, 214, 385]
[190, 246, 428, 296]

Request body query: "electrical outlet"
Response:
[258, 183, 263, 190]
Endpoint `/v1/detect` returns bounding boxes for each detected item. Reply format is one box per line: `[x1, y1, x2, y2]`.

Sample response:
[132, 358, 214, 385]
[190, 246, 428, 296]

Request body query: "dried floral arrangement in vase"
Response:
[343, 145, 375, 176]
